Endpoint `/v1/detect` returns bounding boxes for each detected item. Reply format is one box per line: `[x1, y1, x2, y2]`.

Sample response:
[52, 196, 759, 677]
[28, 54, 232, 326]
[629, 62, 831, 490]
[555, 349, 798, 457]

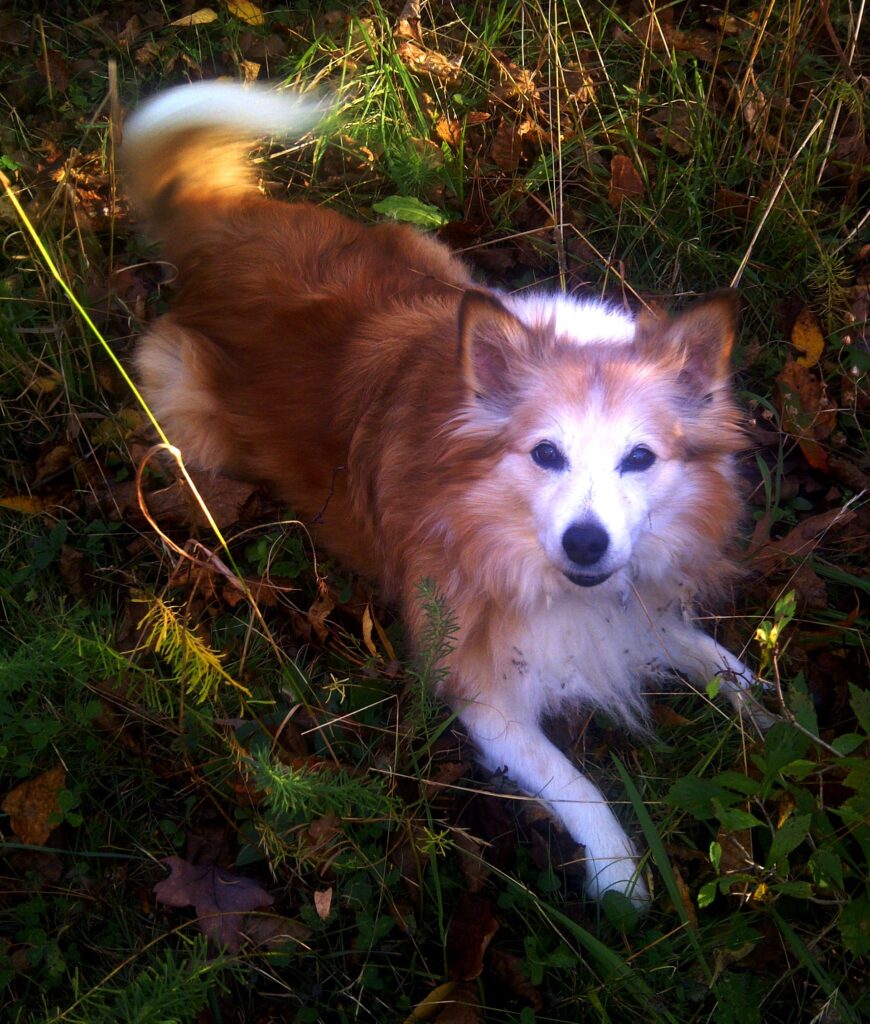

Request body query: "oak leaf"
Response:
[153, 855, 274, 951]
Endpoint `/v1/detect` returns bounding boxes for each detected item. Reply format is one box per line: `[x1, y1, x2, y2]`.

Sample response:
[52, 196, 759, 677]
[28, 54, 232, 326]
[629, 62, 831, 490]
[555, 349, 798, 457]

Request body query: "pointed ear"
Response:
[636, 290, 739, 395]
[458, 289, 534, 407]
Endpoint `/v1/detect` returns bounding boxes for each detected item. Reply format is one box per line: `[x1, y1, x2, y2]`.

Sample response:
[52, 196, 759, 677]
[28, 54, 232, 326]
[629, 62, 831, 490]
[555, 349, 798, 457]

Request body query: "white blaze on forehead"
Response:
[500, 293, 636, 346]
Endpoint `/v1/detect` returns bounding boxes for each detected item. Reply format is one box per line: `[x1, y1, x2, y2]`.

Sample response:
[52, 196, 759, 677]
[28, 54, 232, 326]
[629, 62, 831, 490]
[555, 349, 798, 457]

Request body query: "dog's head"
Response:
[451, 289, 743, 600]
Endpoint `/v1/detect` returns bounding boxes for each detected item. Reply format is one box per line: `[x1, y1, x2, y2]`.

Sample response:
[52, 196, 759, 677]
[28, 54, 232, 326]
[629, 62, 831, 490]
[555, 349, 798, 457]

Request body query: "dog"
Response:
[124, 82, 767, 907]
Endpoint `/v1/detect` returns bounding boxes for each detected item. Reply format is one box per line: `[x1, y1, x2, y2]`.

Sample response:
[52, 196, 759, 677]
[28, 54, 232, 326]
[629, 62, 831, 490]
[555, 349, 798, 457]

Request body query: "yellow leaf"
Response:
[791, 305, 825, 367]
[361, 605, 379, 658]
[751, 881, 773, 903]
[169, 8, 219, 27]
[226, 0, 265, 26]
[0, 495, 44, 514]
[402, 982, 456, 1023]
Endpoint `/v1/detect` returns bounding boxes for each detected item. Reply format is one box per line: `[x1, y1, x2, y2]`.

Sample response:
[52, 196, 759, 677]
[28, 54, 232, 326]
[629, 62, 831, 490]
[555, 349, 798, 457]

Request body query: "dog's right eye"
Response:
[531, 442, 566, 471]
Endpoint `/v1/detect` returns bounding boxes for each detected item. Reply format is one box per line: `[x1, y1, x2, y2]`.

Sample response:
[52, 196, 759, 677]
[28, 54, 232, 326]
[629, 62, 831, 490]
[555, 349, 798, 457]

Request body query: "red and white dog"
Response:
[125, 82, 765, 906]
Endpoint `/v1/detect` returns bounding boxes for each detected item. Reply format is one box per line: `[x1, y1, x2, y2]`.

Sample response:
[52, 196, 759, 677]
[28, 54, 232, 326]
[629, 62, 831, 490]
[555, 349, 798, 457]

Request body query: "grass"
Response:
[1, 1, 868, 1022]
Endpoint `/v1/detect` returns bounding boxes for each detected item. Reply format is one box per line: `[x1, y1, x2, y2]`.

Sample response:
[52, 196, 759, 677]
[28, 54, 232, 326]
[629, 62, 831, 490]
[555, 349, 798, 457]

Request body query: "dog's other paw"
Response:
[584, 853, 650, 909]
[724, 683, 780, 733]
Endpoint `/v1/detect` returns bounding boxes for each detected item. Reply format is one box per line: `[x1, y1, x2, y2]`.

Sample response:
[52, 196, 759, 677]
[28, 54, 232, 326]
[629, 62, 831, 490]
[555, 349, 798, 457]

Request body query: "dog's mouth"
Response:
[563, 569, 612, 588]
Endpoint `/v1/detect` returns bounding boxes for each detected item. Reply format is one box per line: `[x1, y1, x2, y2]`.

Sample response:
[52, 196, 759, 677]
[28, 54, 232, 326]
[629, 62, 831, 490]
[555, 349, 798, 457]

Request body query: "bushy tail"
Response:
[122, 81, 322, 245]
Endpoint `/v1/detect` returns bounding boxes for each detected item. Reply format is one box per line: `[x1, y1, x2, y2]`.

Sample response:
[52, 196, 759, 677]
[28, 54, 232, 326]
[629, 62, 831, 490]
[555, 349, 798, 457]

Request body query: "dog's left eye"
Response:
[531, 442, 567, 471]
[620, 445, 656, 473]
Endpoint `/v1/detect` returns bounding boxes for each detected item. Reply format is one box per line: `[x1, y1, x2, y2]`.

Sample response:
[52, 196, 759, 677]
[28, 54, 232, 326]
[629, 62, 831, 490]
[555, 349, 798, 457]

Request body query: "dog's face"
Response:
[454, 290, 743, 596]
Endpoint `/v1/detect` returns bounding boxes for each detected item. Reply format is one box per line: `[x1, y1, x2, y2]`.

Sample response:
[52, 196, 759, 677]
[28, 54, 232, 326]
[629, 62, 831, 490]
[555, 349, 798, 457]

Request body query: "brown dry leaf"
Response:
[241, 912, 312, 949]
[563, 62, 595, 103]
[433, 984, 482, 1024]
[651, 704, 692, 728]
[436, 116, 461, 146]
[487, 948, 544, 1011]
[446, 892, 499, 981]
[154, 855, 274, 951]
[395, 1, 422, 43]
[672, 864, 699, 929]
[714, 186, 759, 223]
[491, 57, 539, 104]
[28, 372, 62, 396]
[454, 830, 490, 893]
[313, 887, 333, 920]
[608, 154, 645, 208]
[751, 507, 855, 574]
[144, 470, 261, 531]
[650, 101, 694, 156]
[239, 59, 260, 83]
[619, 11, 718, 61]
[395, 39, 461, 84]
[716, 827, 755, 874]
[134, 39, 164, 65]
[2, 765, 66, 845]
[169, 8, 219, 27]
[776, 358, 837, 470]
[226, 0, 265, 26]
[489, 119, 524, 172]
[791, 305, 825, 367]
[36, 50, 70, 92]
[307, 579, 335, 641]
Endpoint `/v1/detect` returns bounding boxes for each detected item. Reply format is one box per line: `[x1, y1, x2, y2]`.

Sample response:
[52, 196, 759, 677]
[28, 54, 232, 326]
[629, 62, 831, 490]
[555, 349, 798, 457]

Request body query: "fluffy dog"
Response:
[124, 82, 765, 906]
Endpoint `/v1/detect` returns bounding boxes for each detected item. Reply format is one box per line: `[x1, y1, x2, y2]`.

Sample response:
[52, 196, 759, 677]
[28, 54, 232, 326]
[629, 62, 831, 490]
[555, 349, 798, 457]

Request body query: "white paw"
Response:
[581, 830, 650, 909]
[723, 681, 780, 732]
[584, 853, 650, 908]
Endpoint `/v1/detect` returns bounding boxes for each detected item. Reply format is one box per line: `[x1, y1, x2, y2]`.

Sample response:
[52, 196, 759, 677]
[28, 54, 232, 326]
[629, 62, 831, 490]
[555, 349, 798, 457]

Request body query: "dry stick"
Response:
[730, 118, 824, 289]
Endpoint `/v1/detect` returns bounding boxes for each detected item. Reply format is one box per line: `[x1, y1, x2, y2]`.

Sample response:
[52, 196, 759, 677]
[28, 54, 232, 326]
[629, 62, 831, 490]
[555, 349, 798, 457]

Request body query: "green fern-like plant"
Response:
[59, 937, 231, 1024]
[135, 593, 251, 708]
[251, 748, 397, 821]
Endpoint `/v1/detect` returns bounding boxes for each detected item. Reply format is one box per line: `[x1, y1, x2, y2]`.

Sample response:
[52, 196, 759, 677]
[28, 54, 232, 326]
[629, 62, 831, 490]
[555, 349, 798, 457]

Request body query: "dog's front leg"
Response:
[662, 627, 776, 730]
[460, 700, 650, 907]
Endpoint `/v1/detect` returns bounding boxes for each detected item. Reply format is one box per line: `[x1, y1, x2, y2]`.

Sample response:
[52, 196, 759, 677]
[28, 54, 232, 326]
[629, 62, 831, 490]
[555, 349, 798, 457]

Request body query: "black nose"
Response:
[562, 522, 610, 566]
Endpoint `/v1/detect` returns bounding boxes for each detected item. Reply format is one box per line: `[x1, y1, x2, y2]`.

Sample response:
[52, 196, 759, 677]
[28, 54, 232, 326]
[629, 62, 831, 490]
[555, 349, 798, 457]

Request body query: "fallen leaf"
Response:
[169, 8, 219, 27]
[36, 50, 70, 92]
[433, 984, 482, 1023]
[776, 358, 837, 470]
[436, 116, 461, 146]
[791, 305, 825, 367]
[446, 892, 499, 981]
[240, 912, 312, 949]
[395, 39, 462, 83]
[142, 470, 262, 531]
[2, 765, 66, 845]
[672, 864, 699, 928]
[0, 495, 45, 514]
[489, 119, 524, 172]
[608, 154, 644, 208]
[307, 579, 335, 641]
[313, 887, 332, 920]
[487, 948, 544, 1011]
[750, 507, 855, 574]
[403, 981, 456, 1023]
[361, 605, 379, 658]
[226, 0, 265, 26]
[239, 58, 260, 83]
[153, 855, 274, 951]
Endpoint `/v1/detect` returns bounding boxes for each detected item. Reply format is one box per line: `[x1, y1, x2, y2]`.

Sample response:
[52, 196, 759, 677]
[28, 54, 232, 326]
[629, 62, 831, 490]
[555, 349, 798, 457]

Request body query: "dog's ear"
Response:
[458, 289, 533, 406]
[636, 290, 739, 395]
